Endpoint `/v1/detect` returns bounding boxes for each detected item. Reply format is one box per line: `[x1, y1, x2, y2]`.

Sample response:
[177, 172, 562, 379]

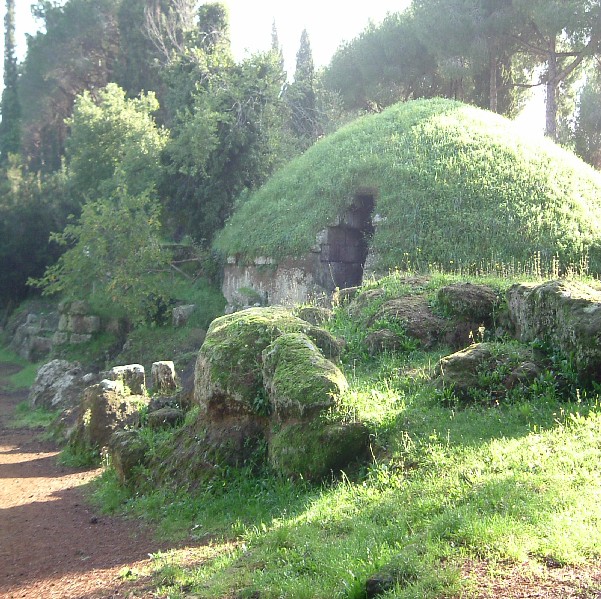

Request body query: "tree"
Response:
[65, 83, 167, 201]
[146, 1, 234, 125]
[573, 70, 601, 168]
[115, 0, 167, 98]
[165, 49, 287, 241]
[31, 185, 172, 324]
[510, 0, 601, 139]
[18, 0, 120, 171]
[323, 11, 443, 111]
[0, 0, 21, 161]
[285, 29, 321, 149]
[31, 83, 171, 323]
[412, 0, 521, 114]
[0, 159, 68, 309]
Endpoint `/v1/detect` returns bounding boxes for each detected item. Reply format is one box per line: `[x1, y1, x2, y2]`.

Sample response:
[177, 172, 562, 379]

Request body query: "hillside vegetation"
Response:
[88, 271, 601, 599]
[216, 99, 601, 274]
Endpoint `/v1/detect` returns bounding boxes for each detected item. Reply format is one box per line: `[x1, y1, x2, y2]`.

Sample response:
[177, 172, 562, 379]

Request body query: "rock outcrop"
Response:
[29, 360, 98, 409]
[102, 364, 146, 395]
[435, 342, 544, 401]
[70, 379, 149, 451]
[262, 332, 347, 420]
[9, 311, 58, 362]
[507, 280, 601, 379]
[151, 361, 178, 393]
[184, 307, 366, 479]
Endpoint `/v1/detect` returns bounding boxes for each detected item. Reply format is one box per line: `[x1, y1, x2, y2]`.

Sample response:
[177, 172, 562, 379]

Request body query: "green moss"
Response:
[262, 333, 348, 420]
[269, 419, 369, 480]
[198, 307, 341, 411]
[215, 98, 601, 274]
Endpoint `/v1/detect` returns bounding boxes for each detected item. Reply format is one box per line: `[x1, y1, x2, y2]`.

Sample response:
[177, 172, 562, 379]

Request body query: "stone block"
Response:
[172, 304, 195, 328]
[151, 361, 178, 393]
[104, 364, 147, 396]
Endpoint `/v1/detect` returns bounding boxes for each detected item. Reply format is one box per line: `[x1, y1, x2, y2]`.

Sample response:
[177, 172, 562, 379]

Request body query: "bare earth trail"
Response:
[0, 362, 171, 599]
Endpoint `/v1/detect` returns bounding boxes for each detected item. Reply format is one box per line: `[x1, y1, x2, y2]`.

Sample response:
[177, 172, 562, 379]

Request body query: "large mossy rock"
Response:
[262, 333, 348, 421]
[437, 283, 500, 322]
[507, 280, 601, 379]
[435, 343, 495, 398]
[435, 342, 543, 401]
[69, 380, 149, 450]
[194, 307, 341, 416]
[268, 420, 369, 480]
[368, 295, 444, 348]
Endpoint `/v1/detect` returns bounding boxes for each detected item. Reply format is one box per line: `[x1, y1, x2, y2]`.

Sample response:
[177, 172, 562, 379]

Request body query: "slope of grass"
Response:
[91, 272, 601, 598]
[215, 98, 601, 275]
[0, 344, 41, 390]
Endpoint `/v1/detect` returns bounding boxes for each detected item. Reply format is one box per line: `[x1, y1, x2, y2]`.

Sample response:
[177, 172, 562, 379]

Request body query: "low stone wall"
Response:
[52, 300, 101, 346]
[222, 255, 328, 310]
[8, 299, 126, 362]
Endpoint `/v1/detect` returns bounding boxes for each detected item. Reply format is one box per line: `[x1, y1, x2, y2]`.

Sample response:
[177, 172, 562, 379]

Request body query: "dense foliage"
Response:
[1, 0, 601, 316]
[215, 98, 601, 273]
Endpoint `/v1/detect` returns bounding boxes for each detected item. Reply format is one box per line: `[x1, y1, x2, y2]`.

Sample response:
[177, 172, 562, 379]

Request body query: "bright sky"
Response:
[10, 1, 411, 72]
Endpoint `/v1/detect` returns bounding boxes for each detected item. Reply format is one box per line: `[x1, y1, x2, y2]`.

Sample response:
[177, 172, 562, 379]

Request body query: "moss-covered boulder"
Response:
[147, 406, 185, 429]
[269, 420, 369, 480]
[368, 296, 444, 348]
[69, 380, 149, 450]
[435, 342, 544, 401]
[437, 283, 500, 322]
[365, 328, 406, 355]
[194, 307, 341, 416]
[507, 280, 601, 379]
[435, 343, 494, 398]
[293, 305, 333, 326]
[262, 333, 348, 421]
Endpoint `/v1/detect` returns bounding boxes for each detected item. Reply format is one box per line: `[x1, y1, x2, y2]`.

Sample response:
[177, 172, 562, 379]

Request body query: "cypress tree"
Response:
[0, 0, 21, 161]
[286, 28, 319, 149]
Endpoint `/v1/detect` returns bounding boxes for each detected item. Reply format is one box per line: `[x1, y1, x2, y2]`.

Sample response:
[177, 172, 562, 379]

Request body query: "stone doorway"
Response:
[318, 192, 375, 290]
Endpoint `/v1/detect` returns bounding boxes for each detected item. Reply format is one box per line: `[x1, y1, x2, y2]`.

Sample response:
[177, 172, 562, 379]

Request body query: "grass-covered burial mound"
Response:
[215, 98, 601, 274]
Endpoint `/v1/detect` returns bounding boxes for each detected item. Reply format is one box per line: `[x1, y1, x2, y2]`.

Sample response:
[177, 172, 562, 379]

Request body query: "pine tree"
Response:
[286, 28, 319, 150]
[271, 19, 284, 70]
[0, 0, 21, 161]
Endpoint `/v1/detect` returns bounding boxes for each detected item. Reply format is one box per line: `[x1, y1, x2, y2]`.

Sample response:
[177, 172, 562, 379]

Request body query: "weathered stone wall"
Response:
[7, 299, 126, 362]
[9, 311, 59, 362]
[222, 193, 378, 310]
[52, 300, 101, 346]
[222, 255, 328, 309]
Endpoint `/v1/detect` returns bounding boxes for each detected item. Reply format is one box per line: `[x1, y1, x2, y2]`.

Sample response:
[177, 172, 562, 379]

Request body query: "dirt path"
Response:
[0, 363, 170, 599]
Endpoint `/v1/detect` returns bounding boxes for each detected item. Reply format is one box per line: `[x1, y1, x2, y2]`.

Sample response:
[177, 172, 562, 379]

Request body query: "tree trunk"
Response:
[545, 38, 558, 140]
[489, 52, 498, 113]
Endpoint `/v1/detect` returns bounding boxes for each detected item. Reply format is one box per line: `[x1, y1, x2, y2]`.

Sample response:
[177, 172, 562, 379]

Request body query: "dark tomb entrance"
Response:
[318, 192, 375, 290]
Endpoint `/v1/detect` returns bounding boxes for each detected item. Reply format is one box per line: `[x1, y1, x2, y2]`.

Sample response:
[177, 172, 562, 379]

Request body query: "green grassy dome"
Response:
[215, 98, 601, 274]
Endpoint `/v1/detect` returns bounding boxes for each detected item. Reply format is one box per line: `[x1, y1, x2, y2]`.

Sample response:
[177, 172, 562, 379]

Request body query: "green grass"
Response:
[0, 344, 41, 390]
[97, 355, 601, 598]
[8, 400, 61, 429]
[215, 98, 601, 276]
[90, 272, 601, 598]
